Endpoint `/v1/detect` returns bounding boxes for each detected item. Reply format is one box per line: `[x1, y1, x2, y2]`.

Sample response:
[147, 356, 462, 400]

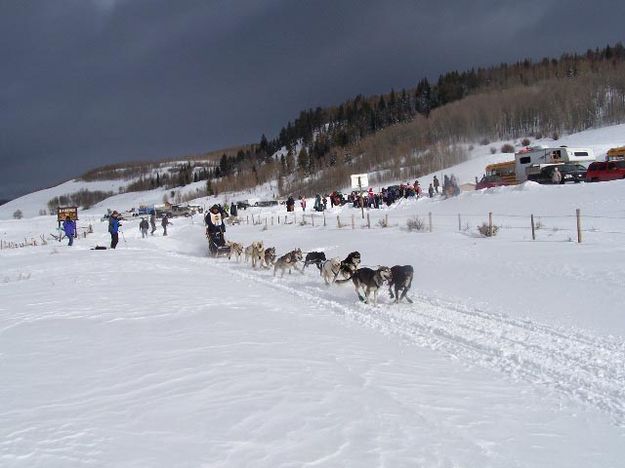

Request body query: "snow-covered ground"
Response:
[2, 124, 625, 466]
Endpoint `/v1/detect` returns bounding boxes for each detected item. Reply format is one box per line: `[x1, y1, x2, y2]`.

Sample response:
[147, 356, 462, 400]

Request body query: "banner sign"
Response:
[350, 173, 369, 190]
[57, 206, 78, 222]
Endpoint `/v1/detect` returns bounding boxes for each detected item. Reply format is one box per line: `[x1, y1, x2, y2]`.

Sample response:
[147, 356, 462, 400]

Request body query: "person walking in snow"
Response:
[139, 217, 149, 238]
[149, 212, 157, 235]
[286, 195, 295, 212]
[300, 196, 307, 212]
[161, 214, 171, 236]
[62, 216, 76, 246]
[428, 183, 434, 198]
[433, 175, 440, 194]
[108, 211, 121, 249]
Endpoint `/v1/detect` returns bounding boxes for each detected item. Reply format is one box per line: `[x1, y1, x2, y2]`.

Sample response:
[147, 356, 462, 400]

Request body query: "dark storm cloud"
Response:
[1, 0, 624, 199]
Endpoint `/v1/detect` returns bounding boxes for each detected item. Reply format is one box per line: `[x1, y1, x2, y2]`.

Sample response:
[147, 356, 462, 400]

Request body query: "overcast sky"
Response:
[1, 0, 624, 200]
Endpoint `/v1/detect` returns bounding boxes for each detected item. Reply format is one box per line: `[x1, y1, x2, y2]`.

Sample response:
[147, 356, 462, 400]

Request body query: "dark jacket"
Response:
[205, 210, 226, 234]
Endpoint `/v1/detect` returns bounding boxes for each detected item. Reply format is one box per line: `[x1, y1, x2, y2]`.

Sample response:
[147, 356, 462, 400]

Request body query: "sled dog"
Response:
[245, 241, 265, 268]
[336, 251, 361, 280]
[263, 247, 277, 268]
[225, 241, 244, 262]
[336, 266, 392, 304]
[320, 258, 342, 285]
[273, 248, 303, 277]
[388, 265, 414, 303]
[304, 251, 326, 271]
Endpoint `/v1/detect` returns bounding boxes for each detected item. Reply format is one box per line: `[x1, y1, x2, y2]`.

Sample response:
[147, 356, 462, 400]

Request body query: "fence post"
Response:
[385, 214, 388, 227]
[367, 213, 370, 229]
[428, 212, 432, 232]
[337, 215, 341, 228]
[351, 214, 355, 230]
[246, 215, 249, 224]
[311, 214, 315, 227]
[458, 213, 461, 231]
[323, 211, 326, 227]
[488, 212, 493, 237]
[271, 216, 274, 226]
[531, 214, 535, 241]
[284, 215, 287, 224]
[576, 208, 582, 243]
[264, 218, 268, 229]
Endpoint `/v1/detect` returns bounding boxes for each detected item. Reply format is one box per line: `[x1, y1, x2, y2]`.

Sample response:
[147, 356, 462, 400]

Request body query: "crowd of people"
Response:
[282, 174, 461, 213]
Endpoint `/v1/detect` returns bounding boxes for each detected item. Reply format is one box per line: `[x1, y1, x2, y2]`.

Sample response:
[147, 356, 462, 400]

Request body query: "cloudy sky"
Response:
[1, 0, 624, 200]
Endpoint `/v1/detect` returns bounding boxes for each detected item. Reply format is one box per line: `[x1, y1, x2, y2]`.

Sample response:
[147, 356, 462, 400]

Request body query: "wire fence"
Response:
[0, 224, 95, 250]
[234, 208, 625, 243]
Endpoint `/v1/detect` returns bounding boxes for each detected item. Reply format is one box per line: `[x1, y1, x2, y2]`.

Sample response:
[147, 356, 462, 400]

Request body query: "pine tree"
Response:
[298, 147, 309, 173]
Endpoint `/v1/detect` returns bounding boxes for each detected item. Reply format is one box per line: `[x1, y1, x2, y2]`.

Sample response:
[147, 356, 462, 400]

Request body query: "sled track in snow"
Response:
[185, 254, 625, 426]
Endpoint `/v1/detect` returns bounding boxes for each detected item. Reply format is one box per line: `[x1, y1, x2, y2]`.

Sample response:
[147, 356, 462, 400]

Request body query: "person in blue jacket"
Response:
[62, 216, 76, 246]
[108, 211, 121, 249]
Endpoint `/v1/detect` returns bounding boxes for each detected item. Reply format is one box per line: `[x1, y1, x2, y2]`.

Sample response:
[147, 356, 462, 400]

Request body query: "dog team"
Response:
[214, 239, 414, 305]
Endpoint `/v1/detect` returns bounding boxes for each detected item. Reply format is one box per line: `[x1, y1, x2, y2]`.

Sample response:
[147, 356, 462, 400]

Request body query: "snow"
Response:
[2, 124, 625, 466]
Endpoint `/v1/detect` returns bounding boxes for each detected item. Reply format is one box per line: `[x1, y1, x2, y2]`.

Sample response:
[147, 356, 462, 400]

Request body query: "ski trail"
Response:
[179, 252, 625, 426]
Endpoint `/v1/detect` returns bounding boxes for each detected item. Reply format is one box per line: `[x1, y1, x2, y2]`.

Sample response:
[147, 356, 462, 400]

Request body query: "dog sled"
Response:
[207, 230, 230, 257]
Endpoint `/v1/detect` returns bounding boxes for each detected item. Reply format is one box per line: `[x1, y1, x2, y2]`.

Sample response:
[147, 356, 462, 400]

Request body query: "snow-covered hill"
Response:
[2, 124, 625, 466]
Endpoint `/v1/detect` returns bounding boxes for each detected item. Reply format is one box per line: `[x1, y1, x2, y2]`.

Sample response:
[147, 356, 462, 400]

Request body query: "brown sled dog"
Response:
[273, 248, 303, 277]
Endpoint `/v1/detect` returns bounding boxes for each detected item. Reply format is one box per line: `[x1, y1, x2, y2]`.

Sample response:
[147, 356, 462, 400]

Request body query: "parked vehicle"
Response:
[606, 146, 625, 162]
[256, 200, 279, 207]
[476, 161, 516, 189]
[586, 160, 625, 182]
[515, 146, 594, 182]
[528, 163, 587, 184]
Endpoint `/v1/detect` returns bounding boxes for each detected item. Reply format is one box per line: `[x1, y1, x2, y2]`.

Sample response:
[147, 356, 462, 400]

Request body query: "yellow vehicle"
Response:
[606, 146, 625, 161]
[476, 161, 516, 189]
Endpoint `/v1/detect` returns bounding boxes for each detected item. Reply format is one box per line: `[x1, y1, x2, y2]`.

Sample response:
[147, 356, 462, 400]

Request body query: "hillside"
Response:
[2, 122, 625, 465]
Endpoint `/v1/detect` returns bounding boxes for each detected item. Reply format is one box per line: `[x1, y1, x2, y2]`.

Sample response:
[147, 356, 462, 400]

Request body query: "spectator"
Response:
[415, 181, 422, 199]
[108, 211, 121, 249]
[62, 216, 76, 246]
[139, 217, 149, 238]
[300, 196, 307, 212]
[230, 202, 238, 218]
[149, 212, 157, 235]
[161, 214, 171, 236]
[314, 194, 323, 212]
[286, 195, 295, 212]
[433, 175, 440, 193]
[428, 183, 434, 198]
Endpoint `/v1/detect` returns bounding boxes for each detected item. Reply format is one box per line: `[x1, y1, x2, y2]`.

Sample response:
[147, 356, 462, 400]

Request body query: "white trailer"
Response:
[514, 146, 595, 182]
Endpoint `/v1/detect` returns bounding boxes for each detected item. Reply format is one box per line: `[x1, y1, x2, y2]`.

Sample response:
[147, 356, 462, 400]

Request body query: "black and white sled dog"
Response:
[388, 265, 414, 303]
[273, 248, 304, 277]
[304, 251, 326, 271]
[336, 266, 392, 304]
[336, 251, 361, 280]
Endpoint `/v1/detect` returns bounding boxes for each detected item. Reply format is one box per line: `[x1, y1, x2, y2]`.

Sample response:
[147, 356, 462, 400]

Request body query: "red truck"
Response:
[586, 160, 625, 182]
